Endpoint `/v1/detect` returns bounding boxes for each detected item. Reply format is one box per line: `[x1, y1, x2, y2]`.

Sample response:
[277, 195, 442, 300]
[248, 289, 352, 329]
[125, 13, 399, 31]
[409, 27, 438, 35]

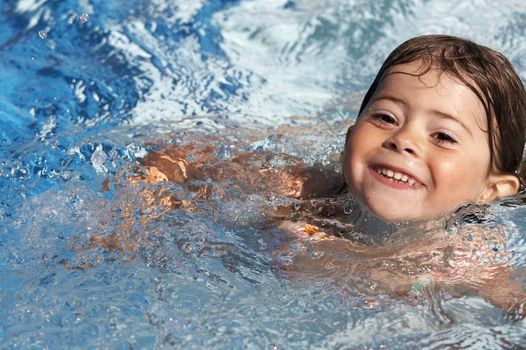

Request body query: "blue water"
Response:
[2, 0, 526, 348]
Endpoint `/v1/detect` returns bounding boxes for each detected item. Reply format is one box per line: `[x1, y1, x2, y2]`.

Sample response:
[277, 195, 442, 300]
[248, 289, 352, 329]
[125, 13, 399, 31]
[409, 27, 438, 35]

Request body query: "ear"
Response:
[477, 173, 520, 203]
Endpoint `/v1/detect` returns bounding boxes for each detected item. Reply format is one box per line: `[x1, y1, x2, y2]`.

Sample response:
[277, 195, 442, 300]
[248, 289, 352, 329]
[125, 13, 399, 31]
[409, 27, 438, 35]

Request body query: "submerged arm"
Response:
[475, 267, 526, 319]
[136, 144, 344, 198]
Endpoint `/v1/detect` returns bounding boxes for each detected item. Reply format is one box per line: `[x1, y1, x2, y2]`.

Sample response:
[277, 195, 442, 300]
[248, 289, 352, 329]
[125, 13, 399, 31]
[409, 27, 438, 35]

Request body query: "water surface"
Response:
[2, 0, 526, 348]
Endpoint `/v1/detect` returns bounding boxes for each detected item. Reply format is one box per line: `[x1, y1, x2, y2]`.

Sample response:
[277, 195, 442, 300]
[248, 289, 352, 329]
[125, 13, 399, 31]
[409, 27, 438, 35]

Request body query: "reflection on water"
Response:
[2, 0, 526, 348]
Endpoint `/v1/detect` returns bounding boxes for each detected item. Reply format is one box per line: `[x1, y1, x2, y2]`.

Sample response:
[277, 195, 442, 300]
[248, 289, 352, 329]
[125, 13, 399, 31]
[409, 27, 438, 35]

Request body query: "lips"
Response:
[371, 165, 425, 188]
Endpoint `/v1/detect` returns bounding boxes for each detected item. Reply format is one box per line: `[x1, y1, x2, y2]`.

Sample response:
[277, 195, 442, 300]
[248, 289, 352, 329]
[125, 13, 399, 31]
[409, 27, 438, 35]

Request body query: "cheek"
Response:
[432, 153, 489, 197]
[343, 129, 372, 187]
[342, 143, 354, 185]
[433, 160, 463, 185]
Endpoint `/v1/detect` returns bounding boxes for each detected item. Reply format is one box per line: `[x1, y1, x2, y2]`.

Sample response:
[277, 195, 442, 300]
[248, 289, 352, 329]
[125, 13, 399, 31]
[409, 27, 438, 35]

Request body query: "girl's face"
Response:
[343, 61, 496, 221]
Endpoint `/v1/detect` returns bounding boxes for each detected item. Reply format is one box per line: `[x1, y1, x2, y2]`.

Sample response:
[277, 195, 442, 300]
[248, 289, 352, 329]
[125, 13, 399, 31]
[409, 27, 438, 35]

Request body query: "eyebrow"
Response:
[370, 95, 473, 137]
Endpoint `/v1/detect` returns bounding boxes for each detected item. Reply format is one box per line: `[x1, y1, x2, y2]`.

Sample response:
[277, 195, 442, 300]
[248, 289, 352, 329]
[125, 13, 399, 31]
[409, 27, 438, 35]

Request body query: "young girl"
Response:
[103, 35, 526, 316]
[282, 34, 526, 228]
[275, 34, 526, 316]
[344, 34, 526, 222]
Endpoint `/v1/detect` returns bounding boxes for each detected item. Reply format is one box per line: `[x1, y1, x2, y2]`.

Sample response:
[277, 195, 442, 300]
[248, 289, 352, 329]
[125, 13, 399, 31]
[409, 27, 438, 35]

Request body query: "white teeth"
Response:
[376, 167, 419, 186]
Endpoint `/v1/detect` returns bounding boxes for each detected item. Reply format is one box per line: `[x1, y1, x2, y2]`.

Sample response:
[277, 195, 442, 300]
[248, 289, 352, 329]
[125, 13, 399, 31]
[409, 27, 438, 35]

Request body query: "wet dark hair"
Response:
[357, 34, 526, 179]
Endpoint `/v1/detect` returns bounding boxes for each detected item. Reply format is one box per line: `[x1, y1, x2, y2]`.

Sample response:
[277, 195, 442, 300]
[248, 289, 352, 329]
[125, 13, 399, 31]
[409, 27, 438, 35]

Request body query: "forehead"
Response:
[372, 61, 488, 129]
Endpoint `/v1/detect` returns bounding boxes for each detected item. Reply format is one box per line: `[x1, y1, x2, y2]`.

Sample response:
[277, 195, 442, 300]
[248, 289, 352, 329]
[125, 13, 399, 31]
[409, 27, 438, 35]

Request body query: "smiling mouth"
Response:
[372, 166, 423, 187]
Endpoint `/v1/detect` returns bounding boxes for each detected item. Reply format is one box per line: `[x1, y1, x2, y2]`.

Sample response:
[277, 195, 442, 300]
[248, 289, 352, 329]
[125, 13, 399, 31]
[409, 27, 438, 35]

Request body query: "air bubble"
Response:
[325, 261, 334, 270]
[38, 30, 47, 39]
[67, 14, 77, 25]
[363, 299, 380, 309]
[280, 256, 293, 266]
[257, 239, 267, 250]
[278, 252, 295, 266]
[79, 13, 89, 24]
[91, 145, 108, 174]
[290, 242, 305, 253]
[309, 250, 324, 259]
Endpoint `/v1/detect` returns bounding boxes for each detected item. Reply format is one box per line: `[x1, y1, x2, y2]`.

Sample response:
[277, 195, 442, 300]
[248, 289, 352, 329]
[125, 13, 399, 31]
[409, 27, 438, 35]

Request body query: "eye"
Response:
[371, 113, 397, 125]
[432, 132, 457, 145]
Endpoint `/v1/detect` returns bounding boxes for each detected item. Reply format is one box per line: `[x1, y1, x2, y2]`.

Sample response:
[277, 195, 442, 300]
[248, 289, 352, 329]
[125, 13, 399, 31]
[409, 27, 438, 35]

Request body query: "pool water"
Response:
[2, 0, 526, 348]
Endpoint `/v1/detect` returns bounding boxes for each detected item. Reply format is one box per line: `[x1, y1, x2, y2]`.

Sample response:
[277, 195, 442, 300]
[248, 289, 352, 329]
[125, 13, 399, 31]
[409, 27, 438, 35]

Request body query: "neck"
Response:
[340, 196, 448, 245]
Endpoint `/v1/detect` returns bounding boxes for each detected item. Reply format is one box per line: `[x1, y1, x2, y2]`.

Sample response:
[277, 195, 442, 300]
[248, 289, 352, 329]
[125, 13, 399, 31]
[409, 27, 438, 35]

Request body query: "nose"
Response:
[382, 127, 420, 156]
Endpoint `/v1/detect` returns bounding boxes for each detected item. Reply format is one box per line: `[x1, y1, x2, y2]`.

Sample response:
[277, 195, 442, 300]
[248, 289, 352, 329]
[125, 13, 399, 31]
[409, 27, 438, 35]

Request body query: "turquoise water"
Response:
[2, 0, 526, 348]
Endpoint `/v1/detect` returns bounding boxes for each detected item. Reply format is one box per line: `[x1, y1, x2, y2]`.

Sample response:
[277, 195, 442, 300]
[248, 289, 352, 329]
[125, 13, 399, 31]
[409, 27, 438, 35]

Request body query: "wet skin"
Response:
[344, 60, 503, 221]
